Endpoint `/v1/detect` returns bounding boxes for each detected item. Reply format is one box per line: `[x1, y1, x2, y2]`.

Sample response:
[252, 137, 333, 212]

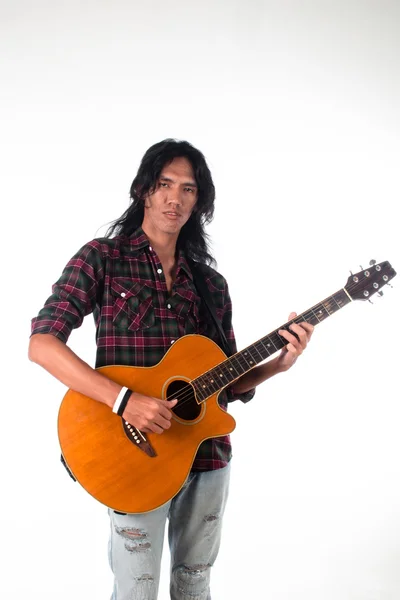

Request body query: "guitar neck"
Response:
[193, 288, 352, 402]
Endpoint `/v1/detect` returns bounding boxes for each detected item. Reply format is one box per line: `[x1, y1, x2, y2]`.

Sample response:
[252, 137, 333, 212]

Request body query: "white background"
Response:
[1, 1, 400, 598]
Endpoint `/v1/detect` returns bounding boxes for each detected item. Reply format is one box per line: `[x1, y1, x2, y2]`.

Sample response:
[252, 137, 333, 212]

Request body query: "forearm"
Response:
[229, 357, 284, 394]
[28, 333, 121, 408]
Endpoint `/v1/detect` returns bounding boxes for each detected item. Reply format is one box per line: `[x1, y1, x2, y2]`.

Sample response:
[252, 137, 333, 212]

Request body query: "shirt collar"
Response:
[125, 226, 151, 251]
[123, 226, 194, 281]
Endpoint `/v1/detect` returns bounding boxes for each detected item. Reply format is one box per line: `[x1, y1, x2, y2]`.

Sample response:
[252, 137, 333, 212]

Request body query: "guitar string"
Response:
[163, 309, 325, 408]
[157, 275, 388, 410]
[133, 274, 388, 415]
[153, 296, 344, 408]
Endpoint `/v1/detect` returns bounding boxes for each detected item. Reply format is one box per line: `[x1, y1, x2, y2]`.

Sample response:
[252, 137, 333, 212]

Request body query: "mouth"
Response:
[163, 212, 181, 220]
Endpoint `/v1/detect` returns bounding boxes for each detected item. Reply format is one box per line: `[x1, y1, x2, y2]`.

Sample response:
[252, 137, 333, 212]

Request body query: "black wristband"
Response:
[117, 388, 133, 416]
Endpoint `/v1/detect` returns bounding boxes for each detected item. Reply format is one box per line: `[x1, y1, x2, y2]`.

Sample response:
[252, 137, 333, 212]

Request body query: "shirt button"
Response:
[167, 303, 171, 309]
[170, 340, 175, 344]
[149, 246, 153, 251]
[121, 292, 126, 298]
[157, 268, 162, 274]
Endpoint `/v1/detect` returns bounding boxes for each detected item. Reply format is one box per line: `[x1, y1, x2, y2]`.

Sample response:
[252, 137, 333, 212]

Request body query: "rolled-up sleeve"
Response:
[30, 241, 104, 343]
[221, 282, 256, 404]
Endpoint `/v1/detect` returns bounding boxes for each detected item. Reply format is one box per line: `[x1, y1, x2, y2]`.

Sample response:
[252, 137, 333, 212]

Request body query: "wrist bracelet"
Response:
[117, 388, 133, 416]
[112, 387, 133, 416]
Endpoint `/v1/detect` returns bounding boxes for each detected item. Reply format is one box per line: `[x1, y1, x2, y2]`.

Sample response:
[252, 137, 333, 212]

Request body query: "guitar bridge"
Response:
[122, 421, 157, 458]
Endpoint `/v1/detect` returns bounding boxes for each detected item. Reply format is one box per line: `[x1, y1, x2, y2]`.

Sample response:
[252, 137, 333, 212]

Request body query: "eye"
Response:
[185, 187, 195, 193]
[159, 182, 169, 188]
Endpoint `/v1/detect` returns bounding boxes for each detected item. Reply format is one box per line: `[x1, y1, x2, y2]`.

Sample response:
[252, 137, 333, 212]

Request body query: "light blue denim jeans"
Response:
[108, 462, 231, 600]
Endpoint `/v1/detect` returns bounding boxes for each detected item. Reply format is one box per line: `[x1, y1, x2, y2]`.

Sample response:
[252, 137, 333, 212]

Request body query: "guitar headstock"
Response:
[345, 260, 396, 301]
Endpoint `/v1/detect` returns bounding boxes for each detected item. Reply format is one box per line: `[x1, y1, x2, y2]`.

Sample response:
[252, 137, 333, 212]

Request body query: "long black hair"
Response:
[105, 139, 216, 266]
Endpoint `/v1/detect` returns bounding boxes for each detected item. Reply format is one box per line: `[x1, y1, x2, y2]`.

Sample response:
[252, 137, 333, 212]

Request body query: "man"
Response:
[29, 139, 314, 600]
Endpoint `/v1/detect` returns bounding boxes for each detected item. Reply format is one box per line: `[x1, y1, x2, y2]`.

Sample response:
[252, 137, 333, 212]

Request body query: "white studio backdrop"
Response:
[1, 1, 399, 599]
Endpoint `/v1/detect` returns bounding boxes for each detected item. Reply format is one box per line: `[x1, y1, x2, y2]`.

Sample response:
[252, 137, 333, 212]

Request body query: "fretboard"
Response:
[192, 288, 351, 402]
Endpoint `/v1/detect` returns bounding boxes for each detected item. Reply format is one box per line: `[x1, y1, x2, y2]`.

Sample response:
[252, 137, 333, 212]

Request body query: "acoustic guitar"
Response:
[58, 260, 396, 513]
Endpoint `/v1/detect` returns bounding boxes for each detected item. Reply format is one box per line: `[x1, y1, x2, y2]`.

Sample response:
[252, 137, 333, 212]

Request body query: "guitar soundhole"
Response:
[167, 380, 201, 421]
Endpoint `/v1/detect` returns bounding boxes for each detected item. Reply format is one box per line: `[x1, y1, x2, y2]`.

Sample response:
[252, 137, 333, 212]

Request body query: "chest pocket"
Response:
[111, 279, 155, 332]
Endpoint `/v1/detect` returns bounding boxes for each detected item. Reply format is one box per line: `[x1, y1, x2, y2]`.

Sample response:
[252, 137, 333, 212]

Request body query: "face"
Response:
[142, 156, 198, 238]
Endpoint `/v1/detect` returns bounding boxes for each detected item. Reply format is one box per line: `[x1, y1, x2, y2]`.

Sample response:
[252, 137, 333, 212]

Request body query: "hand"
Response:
[122, 393, 178, 434]
[275, 311, 314, 372]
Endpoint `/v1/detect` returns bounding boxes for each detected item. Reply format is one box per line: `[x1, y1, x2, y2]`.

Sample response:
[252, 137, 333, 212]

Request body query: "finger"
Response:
[292, 321, 314, 343]
[159, 401, 178, 420]
[279, 329, 302, 350]
[161, 398, 178, 407]
[153, 414, 172, 430]
[285, 343, 298, 358]
[148, 422, 164, 434]
[288, 323, 308, 344]
[292, 319, 314, 332]
[298, 322, 314, 332]
[300, 322, 315, 338]
[287, 312, 315, 341]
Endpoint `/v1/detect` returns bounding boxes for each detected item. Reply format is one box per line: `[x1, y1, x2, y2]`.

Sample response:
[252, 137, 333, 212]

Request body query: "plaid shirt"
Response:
[31, 227, 255, 470]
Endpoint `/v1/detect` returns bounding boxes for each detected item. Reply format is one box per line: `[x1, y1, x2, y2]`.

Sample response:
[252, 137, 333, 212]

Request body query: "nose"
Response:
[166, 188, 182, 207]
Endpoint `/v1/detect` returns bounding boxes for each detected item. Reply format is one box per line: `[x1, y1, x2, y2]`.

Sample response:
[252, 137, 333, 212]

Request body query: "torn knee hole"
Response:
[184, 564, 209, 573]
[115, 527, 148, 540]
[115, 527, 151, 552]
[135, 574, 154, 582]
[176, 564, 211, 580]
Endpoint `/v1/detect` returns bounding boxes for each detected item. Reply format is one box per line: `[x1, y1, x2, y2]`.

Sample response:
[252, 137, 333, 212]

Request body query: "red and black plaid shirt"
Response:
[31, 227, 255, 470]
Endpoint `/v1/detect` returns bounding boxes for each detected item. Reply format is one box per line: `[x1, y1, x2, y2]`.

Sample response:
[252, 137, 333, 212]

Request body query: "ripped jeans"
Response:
[108, 462, 231, 600]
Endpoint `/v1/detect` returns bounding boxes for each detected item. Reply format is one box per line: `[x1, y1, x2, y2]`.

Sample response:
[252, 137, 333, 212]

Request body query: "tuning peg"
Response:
[359, 265, 364, 270]
[377, 290, 384, 297]
[349, 270, 353, 276]
[369, 259, 376, 266]
[368, 299, 374, 304]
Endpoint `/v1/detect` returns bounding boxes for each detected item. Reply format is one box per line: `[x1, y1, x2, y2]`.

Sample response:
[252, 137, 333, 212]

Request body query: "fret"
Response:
[226, 357, 241, 378]
[229, 354, 247, 375]
[211, 362, 234, 384]
[310, 308, 323, 323]
[195, 373, 218, 397]
[333, 290, 350, 309]
[298, 312, 312, 323]
[330, 294, 342, 310]
[207, 376, 220, 393]
[311, 306, 329, 322]
[316, 304, 330, 319]
[322, 301, 333, 316]
[193, 379, 206, 402]
[258, 339, 273, 358]
[300, 312, 319, 327]
[246, 346, 261, 366]
[267, 335, 280, 351]
[257, 339, 272, 360]
[239, 349, 254, 368]
[224, 359, 239, 380]
[270, 331, 287, 350]
[196, 379, 208, 398]
[260, 337, 277, 355]
[251, 343, 265, 362]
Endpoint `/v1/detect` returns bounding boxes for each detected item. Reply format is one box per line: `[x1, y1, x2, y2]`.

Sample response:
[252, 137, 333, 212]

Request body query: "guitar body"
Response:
[58, 334, 236, 514]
